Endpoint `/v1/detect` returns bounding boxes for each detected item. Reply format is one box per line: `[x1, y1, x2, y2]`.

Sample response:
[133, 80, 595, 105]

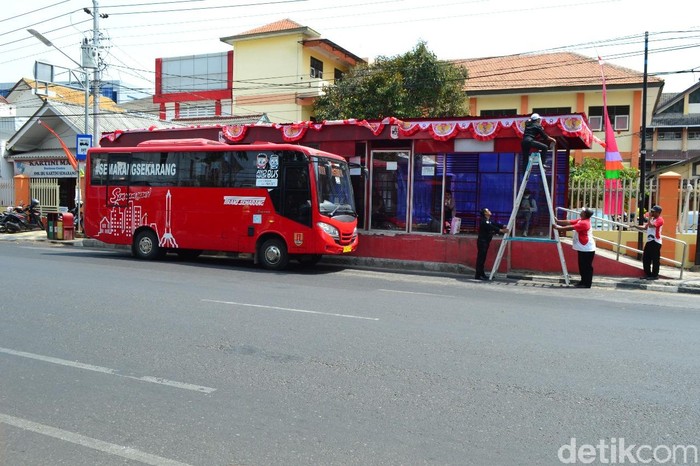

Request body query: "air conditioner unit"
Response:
[310, 68, 323, 79]
[588, 116, 603, 131]
[614, 115, 629, 131]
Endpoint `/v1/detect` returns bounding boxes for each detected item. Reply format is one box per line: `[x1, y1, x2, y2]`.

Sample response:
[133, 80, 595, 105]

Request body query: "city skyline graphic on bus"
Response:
[97, 189, 178, 248]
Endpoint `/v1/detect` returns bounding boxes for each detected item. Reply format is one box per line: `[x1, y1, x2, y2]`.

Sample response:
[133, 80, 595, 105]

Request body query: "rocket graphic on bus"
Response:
[159, 190, 178, 248]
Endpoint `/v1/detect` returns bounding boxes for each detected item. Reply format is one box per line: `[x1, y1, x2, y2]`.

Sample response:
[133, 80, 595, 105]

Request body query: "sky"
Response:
[1, 0, 699, 98]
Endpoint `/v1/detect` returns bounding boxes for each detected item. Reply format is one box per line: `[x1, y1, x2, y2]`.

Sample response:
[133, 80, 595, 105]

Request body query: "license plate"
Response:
[342, 245, 352, 253]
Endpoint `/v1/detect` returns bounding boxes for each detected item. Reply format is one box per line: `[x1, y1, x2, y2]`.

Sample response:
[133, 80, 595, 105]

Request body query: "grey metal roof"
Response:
[6, 149, 65, 161]
[47, 101, 186, 135]
[6, 101, 190, 154]
[650, 113, 700, 127]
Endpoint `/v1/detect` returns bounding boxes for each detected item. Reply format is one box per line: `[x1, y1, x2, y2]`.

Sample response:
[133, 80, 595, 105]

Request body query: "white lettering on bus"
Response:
[223, 196, 265, 206]
[94, 162, 176, 177]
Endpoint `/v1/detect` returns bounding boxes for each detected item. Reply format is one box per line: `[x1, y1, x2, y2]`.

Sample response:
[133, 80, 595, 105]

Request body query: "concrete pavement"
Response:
[3, 229, 700, 295]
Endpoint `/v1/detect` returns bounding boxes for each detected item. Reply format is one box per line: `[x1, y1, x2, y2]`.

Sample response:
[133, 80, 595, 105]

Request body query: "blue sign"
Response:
[76, 134, 93, 161]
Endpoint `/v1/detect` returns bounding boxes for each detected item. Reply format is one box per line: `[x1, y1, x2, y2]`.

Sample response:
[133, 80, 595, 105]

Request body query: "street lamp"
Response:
[28, 28, 95, 232]
[28, 29, 91, 135]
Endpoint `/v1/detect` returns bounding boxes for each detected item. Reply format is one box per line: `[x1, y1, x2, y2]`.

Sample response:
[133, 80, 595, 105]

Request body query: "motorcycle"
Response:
[0, 199, 45, 233]
[70, 201, 84, 232]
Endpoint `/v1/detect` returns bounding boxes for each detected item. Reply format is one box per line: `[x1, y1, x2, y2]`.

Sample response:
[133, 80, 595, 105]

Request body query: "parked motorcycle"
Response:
[0, 199, 45, 233]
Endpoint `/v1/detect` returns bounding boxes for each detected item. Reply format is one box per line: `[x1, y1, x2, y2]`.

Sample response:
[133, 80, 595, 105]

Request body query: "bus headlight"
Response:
[317, 222, 339, 239]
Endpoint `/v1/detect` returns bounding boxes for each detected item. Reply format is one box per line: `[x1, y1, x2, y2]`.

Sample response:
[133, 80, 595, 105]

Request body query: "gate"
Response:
[29, 178, 60, 215]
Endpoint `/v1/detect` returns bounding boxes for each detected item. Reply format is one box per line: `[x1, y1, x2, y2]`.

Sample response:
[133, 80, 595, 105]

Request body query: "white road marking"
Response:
[0, 412, 192, 466]
[203, 299, 379, 321]
[378, 289, 445, 297]
[0, 347, 216, 394]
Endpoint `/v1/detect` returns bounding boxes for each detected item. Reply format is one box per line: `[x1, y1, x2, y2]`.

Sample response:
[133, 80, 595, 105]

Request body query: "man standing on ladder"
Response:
[521, 113, 556, 167]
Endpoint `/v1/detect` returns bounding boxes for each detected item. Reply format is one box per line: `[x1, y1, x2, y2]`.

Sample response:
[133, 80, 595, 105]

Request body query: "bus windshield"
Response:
[313, 157, 356, 218]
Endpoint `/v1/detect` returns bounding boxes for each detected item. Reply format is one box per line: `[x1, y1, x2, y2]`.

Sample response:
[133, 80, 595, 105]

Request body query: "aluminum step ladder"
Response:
[488, 145, 570, 284]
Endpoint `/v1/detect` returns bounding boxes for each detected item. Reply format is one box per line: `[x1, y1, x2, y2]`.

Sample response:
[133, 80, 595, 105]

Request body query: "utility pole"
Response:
[91, 0, 102, 147]
[637, 31, 648, 254]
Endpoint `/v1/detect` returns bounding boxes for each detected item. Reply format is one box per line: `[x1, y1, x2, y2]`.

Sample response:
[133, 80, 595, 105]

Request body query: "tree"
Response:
[313, 41, 468, 121]
[569, 157, 637, 181]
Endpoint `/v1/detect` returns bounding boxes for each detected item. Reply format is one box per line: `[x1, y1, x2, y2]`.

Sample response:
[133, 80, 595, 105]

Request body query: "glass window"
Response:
[532, 107, 571, 115]
[105, 153, 130, 187]
[480, 109, 517, 117]
[230, 151, 257, 188]
[310, 57, 324, 79]
[411, 154, 445, 233]
[588, 105, 630, 131]
[370, 150, 409, 231]
[131, 152, 178, 187]
[89, 152, 109, 186]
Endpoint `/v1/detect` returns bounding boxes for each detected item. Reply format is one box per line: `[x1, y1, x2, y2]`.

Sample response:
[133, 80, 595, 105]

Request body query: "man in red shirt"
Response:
[635, 205, 664, 279]
[553, 207, 596, 288]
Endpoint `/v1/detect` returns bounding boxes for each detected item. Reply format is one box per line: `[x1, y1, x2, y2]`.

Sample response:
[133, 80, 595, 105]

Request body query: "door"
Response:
[370, 150, 409, 231]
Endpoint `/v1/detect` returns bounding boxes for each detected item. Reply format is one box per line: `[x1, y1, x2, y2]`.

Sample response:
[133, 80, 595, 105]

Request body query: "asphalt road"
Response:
[1, 242, 699, 465]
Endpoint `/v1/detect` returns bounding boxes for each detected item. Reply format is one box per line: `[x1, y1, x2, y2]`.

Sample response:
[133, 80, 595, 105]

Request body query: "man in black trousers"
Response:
[475, 208, 508, 280]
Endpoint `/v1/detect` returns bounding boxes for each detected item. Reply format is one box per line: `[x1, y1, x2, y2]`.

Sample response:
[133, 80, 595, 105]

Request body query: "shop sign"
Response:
[15, 160, 78, 178]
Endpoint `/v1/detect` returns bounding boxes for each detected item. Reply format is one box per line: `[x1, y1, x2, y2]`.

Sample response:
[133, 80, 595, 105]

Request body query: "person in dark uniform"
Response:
[475, 208, 508, 280]
[521, 113, 556, 163]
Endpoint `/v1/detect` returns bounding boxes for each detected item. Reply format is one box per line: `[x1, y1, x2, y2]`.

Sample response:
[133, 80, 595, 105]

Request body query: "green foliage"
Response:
[313, 41, 468, 120]
[569, 157, 638, 181]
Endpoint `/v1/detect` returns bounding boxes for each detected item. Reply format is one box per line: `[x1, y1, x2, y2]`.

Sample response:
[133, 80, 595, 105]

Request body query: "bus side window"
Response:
[283, 165, 311, 226]
[232, 151, 256, 188]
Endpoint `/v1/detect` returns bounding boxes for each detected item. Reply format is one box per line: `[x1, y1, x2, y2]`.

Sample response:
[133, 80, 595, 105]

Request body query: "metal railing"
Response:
[557, 207, 688, 279]
[569, 177, 700, 234]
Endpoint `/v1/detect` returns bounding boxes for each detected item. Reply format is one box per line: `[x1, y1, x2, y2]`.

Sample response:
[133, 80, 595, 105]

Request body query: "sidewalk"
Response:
[3, 229, 700, 295]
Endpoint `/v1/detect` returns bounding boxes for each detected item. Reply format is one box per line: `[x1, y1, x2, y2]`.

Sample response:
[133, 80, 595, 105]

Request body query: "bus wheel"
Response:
[133, 230, 161, 260]
[259, 238, 289, 270]
[297, 254, 322, 266]
[176, 249, 202, 261]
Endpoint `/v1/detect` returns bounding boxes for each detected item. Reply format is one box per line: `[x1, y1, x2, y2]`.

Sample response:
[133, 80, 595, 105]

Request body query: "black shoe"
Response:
[574, 282, 587, 288]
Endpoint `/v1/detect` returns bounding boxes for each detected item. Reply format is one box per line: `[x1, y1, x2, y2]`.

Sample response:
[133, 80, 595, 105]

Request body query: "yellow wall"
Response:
[231, 34, 353, 122]
[471, 86, 661, 168]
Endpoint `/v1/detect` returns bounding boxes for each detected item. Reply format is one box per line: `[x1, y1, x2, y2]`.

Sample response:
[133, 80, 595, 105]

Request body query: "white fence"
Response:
[569, 177, 699, 233]
[0, 178, 13, 207]
[29, 178, 60, 215]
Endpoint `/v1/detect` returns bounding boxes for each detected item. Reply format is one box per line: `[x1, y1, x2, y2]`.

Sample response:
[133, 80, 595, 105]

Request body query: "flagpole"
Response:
[637, 31, 649, 254]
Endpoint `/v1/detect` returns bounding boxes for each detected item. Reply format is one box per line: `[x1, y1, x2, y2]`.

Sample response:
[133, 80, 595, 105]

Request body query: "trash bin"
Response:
[46, 212, 60, 240]
[56, 215, 64, 240]
[62, 213, 75, 240]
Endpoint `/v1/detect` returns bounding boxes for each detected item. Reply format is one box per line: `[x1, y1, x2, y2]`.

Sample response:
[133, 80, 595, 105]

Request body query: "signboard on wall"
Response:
[14, 160, 78, 178]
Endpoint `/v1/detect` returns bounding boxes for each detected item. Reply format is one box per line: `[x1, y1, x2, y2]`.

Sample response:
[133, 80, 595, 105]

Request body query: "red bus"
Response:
[84, 139, 359, 269]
